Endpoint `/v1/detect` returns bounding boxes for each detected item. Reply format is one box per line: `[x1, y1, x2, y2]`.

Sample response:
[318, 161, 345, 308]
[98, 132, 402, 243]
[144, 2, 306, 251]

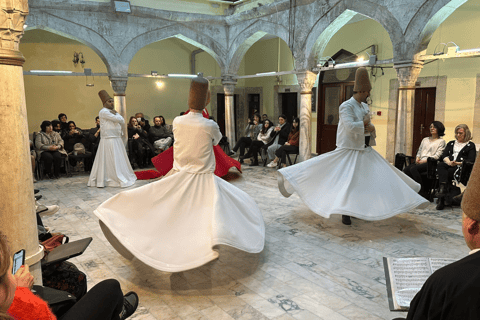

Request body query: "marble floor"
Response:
[36, 164, 466, 320]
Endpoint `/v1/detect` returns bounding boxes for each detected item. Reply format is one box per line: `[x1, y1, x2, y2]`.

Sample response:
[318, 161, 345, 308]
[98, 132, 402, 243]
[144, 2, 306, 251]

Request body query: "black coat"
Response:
[406, 251, 480, 320]
[440, 140, 476, 163]
[267, 123, 292, 146]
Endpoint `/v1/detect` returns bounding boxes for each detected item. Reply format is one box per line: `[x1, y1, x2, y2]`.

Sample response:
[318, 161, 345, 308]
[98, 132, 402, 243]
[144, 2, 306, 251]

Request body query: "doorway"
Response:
[412, 88, 436, 154]
[247, 94, 260, 119]
[217, 93, 238, 139]
[281, 93, 298, 123]
[317, 83, 354, 154]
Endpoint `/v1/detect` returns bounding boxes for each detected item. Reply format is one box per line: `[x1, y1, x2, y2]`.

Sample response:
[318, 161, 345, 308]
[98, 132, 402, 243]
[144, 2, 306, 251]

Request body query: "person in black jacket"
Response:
[436, 124, 476, 210]
[127, 116, 150, 168]
[266, 114, 291, 166]
[88, 116, 101, 159]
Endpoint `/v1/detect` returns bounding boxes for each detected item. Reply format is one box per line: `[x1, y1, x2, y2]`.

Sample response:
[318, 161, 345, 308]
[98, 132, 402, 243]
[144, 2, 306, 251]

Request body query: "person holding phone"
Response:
[228, 113, 262, 163]
[0, 233, 139, 319]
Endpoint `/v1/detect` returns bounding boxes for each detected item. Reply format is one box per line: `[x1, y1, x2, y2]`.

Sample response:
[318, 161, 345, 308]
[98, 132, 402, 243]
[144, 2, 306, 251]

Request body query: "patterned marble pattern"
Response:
[36, 164, 467, 320]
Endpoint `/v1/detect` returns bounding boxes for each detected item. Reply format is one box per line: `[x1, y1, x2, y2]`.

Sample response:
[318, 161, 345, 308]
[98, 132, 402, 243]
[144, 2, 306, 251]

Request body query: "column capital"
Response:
[296, 71, 317, 94]
[109, 76, 128, 96]
[0, 0, 29, 66]
[221, 74, 237, 95]
[394, 61, 423, 88]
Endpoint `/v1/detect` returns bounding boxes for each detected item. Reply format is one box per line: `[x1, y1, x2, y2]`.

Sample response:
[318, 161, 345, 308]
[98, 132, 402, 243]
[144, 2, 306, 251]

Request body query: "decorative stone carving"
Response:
[110, 76, 128, 96]
[297, 71, 316, 93]
[394, 62, 423, 87]
[0, 0, 29, 66]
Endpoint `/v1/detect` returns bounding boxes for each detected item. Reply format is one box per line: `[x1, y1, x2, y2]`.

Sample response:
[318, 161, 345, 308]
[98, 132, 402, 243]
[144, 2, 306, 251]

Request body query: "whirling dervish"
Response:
[277, 67, 429, 225]
[93, 75, 265, 272]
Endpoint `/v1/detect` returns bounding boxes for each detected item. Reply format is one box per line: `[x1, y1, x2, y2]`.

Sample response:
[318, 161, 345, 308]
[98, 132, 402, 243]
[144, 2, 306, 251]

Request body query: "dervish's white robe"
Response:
[88, 108, 136, 188]
[277, 97, 429, 220]
[93, 112, 265, 272]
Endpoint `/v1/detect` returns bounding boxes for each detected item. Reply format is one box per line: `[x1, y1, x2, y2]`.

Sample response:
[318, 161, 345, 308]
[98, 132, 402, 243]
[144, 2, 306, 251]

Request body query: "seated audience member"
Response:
[64, 121, 85, 154]
[436, 124, 476, 210]
[35, 121, 67, 179]
[88, 116, 101, 158]
[135, 112, 151, 133]
[228, 113, 262, 163]
[58, 113, 68, 132]
[262, 114, 268, 123]
[403, 121, 446, 198]
[51, 120, 63, 135]
[149, 116, 173, 153]
[241, 119, 274, 166]
[180, 111, 185, 116]
[0, 232, 139, 319]
[392, 154, 480, 320]
[268, 117, 300, 168]
[30, 140, 36, 182]
[127, 116, 150, 168]
[266, 114, 291, 166]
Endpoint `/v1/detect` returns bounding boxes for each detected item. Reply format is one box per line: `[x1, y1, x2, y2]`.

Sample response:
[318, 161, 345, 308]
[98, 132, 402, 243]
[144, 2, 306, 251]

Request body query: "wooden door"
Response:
[281, 93, 298, 122]
[248, 94, 260, 119]
[412, 88, 436, 155]
[316, 83, 354, 154]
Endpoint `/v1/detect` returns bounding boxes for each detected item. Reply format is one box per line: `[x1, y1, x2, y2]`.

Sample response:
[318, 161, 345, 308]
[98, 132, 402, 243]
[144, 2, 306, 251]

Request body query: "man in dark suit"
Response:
[266, 114, 291, 167]
[393, 153, 480, 320]
[88, 116, 101, 159]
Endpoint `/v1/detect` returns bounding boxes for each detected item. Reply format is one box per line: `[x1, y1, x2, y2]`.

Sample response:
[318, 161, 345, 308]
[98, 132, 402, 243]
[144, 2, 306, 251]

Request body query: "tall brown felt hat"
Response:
[353, 67, 372, 92]
[462, 153, 480, 221]
[98, 90, 112, 105]
[188, 75, 209, 110]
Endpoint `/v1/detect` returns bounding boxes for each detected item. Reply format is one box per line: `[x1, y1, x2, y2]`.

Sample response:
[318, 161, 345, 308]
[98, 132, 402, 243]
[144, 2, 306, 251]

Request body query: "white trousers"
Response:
[267, 143, 281, 160]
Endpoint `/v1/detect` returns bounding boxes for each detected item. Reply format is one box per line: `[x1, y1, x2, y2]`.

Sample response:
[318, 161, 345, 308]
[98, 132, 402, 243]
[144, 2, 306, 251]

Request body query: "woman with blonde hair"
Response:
[0, 232, 138, 319]
[436, 124, 476, 210]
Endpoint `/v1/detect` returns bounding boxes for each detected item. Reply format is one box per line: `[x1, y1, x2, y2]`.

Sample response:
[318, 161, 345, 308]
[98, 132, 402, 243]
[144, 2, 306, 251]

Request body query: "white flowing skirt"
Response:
[94, 170, 265, 272]
[277, 147, 429, 221]
[87, 137, 137, 188]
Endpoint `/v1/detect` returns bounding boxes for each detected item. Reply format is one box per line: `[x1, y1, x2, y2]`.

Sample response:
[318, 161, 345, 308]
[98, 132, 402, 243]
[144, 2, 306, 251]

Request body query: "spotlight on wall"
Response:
[155, 81, 164, 89]
[84, 68, 94, 87]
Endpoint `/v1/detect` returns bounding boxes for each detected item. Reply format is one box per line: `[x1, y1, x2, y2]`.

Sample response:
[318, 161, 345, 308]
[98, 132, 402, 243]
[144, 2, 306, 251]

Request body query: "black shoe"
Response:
[249, 161, 259, 166]
[436, 183, 447, 197]
[120, 291, 139, 320]
[228, 151, 235, 156]
[34, 189, 40, 194]
[436, 198, 445, 210]
[239, 158, 244, 164]
[35, 195, 42, 201]
[342, 215, 351, 225]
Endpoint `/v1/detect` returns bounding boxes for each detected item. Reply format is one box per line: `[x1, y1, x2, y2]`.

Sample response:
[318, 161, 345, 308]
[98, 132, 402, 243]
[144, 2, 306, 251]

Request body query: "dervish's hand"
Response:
[363, 114, 371, 125]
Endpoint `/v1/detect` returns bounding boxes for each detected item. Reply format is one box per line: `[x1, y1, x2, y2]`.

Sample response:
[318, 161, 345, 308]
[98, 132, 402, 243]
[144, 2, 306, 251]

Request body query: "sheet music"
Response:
[384, 257, 457, 310]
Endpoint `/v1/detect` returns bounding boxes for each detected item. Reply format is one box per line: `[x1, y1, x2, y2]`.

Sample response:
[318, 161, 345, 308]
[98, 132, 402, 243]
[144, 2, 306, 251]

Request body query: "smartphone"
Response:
[12, 249, 25, 275]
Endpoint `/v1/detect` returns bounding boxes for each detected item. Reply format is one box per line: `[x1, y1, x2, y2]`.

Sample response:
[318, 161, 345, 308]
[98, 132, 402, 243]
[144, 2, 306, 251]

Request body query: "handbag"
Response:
[73, 143, 86, 154]
[32, 285, 77, 317]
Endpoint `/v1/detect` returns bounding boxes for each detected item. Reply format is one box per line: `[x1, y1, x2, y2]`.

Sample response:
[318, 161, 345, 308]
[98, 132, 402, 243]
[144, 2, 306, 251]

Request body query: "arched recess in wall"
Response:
[126, 36, 223, 126]
[311, 12, 395, 157]
[21, 29, 113, 133]
[227, 21, 289, 75]
[406, 0, 468, 57]
[409, 0, 480, 145]
[119, 27, 226, 75]
[301, 1, 403, 71]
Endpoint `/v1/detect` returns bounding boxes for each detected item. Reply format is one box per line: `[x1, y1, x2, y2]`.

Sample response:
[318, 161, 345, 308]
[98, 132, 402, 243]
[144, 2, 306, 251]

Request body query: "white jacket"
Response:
[99, 108, 125, 139]
[336, 97, 376, 150]
[257, 127, 274, 144]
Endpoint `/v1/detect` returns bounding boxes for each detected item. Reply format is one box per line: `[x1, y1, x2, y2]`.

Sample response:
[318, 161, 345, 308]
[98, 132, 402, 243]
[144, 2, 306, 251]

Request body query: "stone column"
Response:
[0, 0, 44, 283]
[296, 71, 317, 162]
[222, 76, 237, 146]
[394, 62, 423, 156]
[110, 76, 128, 145]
